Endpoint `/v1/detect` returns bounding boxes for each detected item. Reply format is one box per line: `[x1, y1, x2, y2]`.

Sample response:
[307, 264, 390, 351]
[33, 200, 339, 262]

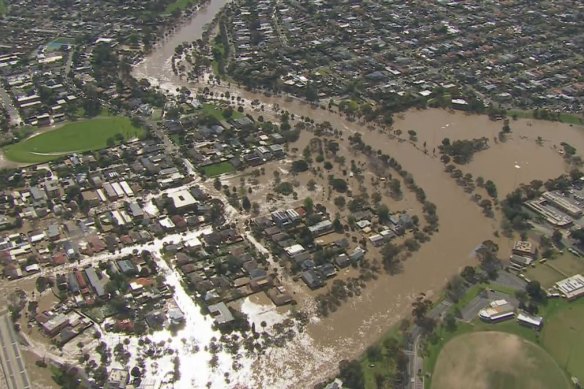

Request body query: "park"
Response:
[2, 117, 145, 164]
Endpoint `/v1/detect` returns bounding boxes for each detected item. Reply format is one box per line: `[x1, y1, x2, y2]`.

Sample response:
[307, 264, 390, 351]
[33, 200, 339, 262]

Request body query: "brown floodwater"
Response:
[135, 4, 584, 386]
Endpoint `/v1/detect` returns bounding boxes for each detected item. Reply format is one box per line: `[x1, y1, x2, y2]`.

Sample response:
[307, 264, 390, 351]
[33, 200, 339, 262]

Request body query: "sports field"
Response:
[202, 161, 235, 177]
[542, 301, 584, 381]
[432, 332, 569, 389]
[3, 117, 144, 163]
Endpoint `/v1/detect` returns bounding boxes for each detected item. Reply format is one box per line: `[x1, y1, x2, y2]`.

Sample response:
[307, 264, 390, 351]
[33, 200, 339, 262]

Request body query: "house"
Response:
[81, 190, 100, 207]
[308, 219, 333, 237]
[107, 368, 129, 389]
[302, 269, 324, 289]
[208, 302, 235, 325]
[335, 253, 351, 268]
[84, 268, 106, 297]
[47, 224, 61, 241]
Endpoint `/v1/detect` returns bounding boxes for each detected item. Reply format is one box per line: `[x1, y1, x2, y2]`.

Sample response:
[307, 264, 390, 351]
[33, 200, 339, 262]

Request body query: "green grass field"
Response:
[202, 161, 234, 177]
[525, 252, 584, 288]
[165, 0, 197, 14]
[0, 0, 6, 17]
[542, 299, 584, 381]
[508, 109, 584, 126]
[432, 332, 569, 389]
[200, 103, 243, 122]
[3, 117, 145, 163]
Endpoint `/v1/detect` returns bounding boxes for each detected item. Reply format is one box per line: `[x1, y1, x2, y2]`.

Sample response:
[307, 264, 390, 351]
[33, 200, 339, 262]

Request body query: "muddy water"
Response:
[136, 6, 584, 387]
[132, 0, 229, 88]
[394, 109, 584, 195]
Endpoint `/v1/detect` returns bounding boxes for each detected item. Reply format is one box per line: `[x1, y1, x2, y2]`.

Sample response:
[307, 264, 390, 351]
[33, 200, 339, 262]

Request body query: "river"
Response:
[133, 2, 584, 387]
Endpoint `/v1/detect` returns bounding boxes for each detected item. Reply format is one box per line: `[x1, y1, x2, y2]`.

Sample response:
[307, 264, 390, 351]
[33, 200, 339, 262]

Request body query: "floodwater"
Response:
[135, 3, 584, 387]
[132, 0, 229, 89]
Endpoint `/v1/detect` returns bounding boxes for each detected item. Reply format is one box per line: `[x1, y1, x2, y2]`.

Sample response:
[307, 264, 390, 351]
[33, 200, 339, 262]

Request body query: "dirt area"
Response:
[432, 332, 569, 389]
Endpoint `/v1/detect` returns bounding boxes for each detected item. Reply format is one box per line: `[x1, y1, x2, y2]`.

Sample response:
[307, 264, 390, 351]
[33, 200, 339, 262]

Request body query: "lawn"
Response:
[432, 331, 569, 389]
[3, 117, 144, 163]
[542, 298, 584, 381]
[525, 252, 584, 288]
[200, 103, 242, 122]
[165, 0, 197, 14]
[202, 161, 235, 177]
[0, 0, 6, 16]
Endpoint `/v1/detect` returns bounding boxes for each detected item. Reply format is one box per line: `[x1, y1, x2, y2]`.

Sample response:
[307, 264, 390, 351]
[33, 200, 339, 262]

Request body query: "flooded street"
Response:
[133, 2, 584, 387]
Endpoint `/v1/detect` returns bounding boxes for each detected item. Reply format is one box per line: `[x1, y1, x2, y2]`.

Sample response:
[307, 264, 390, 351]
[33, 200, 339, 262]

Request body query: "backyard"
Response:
[3, 117, 145, 163]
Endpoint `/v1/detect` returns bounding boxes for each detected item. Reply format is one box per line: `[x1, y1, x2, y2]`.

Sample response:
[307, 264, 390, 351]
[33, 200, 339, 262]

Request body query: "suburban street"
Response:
[0, 312, 31, 389]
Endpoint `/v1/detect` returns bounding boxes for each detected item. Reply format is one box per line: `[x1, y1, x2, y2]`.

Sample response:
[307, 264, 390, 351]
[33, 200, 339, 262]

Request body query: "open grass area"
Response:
[525, 252, 584, 288]
[508, 109, 584, 126]
[0, 0, 6, 17]
[165, 0, 197, 14]
[201, 161, 235, 177]
[542, 298, 584, 381]
[432, 331, 569, 389]
[200, 103, 243, 122]
[3, 117, 144, 164]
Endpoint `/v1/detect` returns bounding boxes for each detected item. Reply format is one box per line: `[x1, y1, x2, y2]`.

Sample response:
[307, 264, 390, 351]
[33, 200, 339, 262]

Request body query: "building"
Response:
[169, 190, 198, 211]
[308, 219, 333, 237]
[555, 274, 584, 300]
[512, 241, 535, 258]
[81, 190, 100, 207]
[542, 191, 583, 218]
[284, 244, 305, 257]
[517, 312, 543, 329]
[478, 299, 515, 322]
[84, 267, 106, 297]
[107, 368, 129, 389]
[510, 254, 534, 267]
[208, 302, 234, 325]
[302, 269, 324, 289]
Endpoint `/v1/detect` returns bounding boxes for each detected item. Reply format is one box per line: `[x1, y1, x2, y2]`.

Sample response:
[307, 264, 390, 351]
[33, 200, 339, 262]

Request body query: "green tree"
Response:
[242, 196, 251, 212]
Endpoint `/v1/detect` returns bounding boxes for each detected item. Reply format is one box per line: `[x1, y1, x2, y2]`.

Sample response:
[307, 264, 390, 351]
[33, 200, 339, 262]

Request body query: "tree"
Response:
[460, 266, 476, 283]
[242, 196, 251, 212]
[525, 281, 546, 302]
[330, 178, 348, 193]
[291, 160, 309, 173]
[303, 197, 314, 213]
[570, 228, 584, 245]
[213, 177, 221, 191]
[381, 242, 401, 273]
[552, 229, 563, 245]
[334, 196, 346, 209]
[484, 180, 498, 198]
[376, 204, 390, 223]
[366, 345, 383, 362]
[444, 313, 457, 331]
[338, 360, 364, 389]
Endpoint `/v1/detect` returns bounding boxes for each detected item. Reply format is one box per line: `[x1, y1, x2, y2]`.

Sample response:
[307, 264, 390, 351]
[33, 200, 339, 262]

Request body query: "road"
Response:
[0, 85, 21, 126]
[0, 312, 31, 389]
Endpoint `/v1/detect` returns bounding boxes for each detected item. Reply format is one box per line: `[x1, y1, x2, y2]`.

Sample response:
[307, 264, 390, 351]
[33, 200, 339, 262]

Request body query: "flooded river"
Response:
[134, 3, 584, 387]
